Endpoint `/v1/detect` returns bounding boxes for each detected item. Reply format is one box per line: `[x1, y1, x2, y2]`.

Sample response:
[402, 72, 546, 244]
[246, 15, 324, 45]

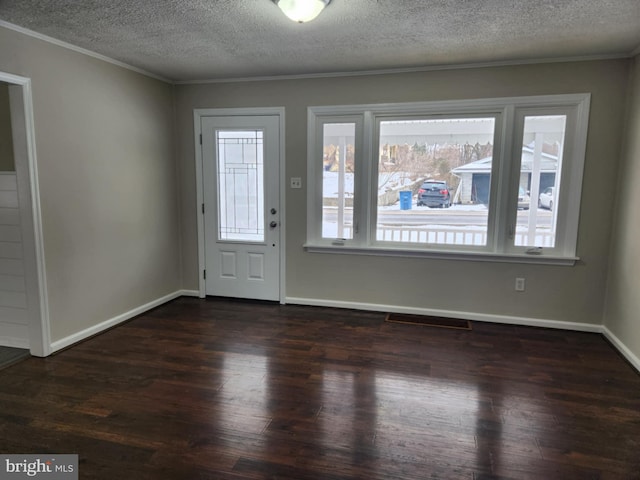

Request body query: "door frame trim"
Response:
[0, 71, 51, 356]
[193, 107, 286, 303]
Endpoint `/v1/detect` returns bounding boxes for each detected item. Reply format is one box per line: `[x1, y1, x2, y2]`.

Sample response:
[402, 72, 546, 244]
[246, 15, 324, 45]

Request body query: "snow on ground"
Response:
[323, 171, 416, 197]
[378, 203, 488, 212]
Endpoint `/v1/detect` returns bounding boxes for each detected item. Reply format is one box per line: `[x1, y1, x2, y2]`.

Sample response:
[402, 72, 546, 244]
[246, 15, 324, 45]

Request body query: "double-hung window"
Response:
[306, 94, 590, 264]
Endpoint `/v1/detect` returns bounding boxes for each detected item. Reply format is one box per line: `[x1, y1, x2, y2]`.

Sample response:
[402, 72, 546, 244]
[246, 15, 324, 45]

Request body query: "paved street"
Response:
[324, 206, 553, 227]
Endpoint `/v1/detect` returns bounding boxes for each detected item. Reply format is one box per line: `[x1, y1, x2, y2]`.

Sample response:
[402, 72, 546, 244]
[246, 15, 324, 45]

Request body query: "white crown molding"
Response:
[175, 53, 631, 85]
[0, 20, 171, 84]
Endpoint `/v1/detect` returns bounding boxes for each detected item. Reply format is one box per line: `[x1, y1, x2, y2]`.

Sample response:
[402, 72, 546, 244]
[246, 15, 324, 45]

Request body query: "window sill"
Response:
[303, 243, 579, 266]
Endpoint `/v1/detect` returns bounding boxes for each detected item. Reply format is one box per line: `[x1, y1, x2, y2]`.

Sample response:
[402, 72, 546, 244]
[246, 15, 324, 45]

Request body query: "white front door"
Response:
[201, 115, 281, 301]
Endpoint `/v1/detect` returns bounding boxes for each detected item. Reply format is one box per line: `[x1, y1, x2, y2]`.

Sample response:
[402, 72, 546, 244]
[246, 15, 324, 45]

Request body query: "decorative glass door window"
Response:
[216, 130, 265, 242]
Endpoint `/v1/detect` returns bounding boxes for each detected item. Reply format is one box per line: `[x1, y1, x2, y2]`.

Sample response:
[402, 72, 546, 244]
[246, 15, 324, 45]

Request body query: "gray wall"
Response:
[176, 59, 629, 325]
[604, 55, 640, 358]
[0, 25, 181, 343]
[1, 21, 636, 362]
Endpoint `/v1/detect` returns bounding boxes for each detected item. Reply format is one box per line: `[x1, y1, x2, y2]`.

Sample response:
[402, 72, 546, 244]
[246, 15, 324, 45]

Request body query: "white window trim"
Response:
[306, 94, 590, 265]
[307, 114, 365, 243]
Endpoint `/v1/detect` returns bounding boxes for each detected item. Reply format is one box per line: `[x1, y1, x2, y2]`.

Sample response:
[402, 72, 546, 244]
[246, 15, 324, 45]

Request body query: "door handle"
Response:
[270, 221, 278, 228]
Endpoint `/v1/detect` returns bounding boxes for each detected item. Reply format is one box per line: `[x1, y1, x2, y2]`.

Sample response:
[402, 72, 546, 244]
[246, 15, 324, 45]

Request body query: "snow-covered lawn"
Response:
[323, 171, 417, 197]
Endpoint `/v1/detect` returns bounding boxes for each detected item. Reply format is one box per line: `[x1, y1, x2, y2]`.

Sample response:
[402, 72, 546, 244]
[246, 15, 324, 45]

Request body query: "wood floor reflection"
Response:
[1, 297, 639, 479]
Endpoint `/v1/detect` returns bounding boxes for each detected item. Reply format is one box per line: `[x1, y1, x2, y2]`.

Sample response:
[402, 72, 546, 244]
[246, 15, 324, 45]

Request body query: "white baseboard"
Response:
[178, 289, 200, 297]
[49, 290, 183, 354]
[602, 326, 640, 372]
[286, 296, 640, 372]
[284, 296, 604, 333]
[45, 291, 639, 374]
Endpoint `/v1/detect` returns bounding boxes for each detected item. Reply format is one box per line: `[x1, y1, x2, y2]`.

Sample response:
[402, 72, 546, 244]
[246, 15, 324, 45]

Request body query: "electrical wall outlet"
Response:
[515, 277, 525, 292]
[290, 177, 302, 189]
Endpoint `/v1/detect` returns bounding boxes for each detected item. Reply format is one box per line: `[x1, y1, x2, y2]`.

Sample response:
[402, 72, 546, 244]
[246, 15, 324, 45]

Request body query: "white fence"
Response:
[339, 225, 554, 247]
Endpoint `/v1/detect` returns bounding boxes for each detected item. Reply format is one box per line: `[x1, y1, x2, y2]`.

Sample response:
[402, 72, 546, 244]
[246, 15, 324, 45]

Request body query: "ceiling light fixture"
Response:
[273, 0, 331, 23]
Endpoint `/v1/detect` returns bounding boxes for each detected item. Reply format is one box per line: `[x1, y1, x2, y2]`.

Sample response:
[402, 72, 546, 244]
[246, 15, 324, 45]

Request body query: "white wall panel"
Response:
[0, 274, 25, 292]
[0, 190, 18, 208]
[0, 291, 26, 308]
[0, 225, 20, 241]
[0, 258, 24, 276]
[0, 174, 17, 190]
[0, 320, 29, 348]
[0, 207, 19, 225]
[0, 172, 28, 347]
[0, 242, 22, 259]
[0, 305, 27, 323]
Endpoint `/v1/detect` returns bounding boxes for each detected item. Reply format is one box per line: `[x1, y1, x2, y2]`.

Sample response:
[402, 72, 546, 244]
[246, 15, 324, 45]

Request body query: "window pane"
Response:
[377, 118, 495, 246]
[217, 130, 264, 242]
[322, 123, 355, 239]
[514, 115, 566, 248]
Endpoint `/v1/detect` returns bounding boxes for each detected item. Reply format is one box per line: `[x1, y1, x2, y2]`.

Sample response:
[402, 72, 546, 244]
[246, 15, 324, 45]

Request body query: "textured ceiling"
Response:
[0, 0, 639, 83]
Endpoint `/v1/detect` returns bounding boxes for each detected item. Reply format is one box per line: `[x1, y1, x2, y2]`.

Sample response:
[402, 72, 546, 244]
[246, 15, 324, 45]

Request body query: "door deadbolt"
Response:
[271, 208, 277, 215]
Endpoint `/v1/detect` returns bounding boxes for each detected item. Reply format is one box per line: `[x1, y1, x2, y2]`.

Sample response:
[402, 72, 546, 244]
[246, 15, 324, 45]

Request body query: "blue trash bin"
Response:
[399, 191, 412, 210]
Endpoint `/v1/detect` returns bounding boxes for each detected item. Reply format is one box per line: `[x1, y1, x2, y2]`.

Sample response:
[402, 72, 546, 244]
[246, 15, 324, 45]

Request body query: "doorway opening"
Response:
[0, 71, 49, 357]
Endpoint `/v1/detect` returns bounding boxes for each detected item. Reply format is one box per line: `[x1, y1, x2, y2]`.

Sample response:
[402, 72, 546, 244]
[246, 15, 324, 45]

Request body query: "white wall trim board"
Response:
[178, 289, 200, 297]
[602, 326, 640, 373]
[20, 78, 50, 357]
[0, 20, 171, 84]
[175, 54, 630, 85]
[49, 291, 183, 354]
[0, 72, 51, 357]
[287, 296, 640, 373]
[285, 296, 604, 333]
[42, 291, 639, 374]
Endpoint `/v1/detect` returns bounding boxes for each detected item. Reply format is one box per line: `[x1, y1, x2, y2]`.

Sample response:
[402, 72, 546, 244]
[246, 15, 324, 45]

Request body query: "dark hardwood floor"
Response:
[1, 297, 639, 479]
